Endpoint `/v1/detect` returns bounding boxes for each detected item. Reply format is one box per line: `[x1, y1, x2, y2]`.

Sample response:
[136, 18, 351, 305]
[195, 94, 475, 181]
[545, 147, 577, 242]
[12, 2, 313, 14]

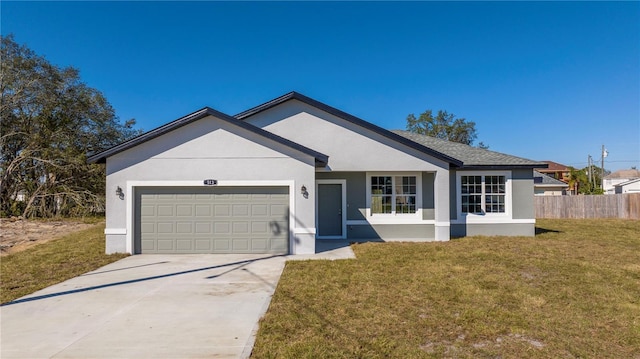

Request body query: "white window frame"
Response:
[456, 171, 512, 223]
[366, 172, 422, 223]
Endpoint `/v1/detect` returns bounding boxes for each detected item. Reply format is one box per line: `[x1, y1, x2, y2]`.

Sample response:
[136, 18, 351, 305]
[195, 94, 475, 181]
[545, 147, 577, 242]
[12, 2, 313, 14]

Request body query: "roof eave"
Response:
[459, 164, 548, 170]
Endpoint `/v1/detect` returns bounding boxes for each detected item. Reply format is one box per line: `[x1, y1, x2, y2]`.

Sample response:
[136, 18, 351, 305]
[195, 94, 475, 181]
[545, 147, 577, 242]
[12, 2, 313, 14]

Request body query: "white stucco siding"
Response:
[244, 100, 450, 172]
[104, 115, 318, 254]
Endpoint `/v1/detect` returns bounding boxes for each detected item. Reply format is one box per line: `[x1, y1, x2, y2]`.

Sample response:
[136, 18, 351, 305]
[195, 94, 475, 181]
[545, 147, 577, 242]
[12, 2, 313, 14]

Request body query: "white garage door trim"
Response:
[125, 180, 296, 254]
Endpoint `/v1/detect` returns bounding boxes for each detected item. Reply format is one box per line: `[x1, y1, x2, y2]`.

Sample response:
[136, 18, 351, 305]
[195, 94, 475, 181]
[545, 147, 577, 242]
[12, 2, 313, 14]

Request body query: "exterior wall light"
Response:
[116, 186, 124, 200]
[301, 185, 308, 199]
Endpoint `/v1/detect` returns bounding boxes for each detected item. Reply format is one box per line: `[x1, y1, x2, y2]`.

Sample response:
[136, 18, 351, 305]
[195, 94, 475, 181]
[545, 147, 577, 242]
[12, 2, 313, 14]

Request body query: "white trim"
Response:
[450, 218, 535, 225]
[456, 171, 512, 223]
[315, 179, 347, 239]
[104, 228, 126, 235]
[294, 228, 316, 234]
[345, 219, 435, 225]
[434, 221, 450, 227]
[126, 180, 296, 255]
[365, 172, 423, 223]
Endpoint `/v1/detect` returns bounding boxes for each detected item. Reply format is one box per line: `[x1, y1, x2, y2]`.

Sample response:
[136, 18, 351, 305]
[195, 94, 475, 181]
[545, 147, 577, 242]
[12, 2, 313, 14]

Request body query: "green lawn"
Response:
[252, 219, 640, 358]
[0, 223, 128, 304]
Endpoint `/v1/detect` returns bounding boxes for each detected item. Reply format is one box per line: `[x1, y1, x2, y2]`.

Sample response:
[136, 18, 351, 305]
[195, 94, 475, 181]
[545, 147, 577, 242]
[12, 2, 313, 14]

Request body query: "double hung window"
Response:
[461, 174, 506, 214]
[371, 176, 417, 215]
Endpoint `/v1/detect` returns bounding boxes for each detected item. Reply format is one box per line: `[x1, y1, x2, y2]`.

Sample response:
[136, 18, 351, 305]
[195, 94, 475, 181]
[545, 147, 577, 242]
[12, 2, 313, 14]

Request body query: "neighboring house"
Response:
[533, 170, 569, 196]
[88, 92, 546, 255]
[538, 161, 571, 183]
[614, 178, 640, 194]
[603, 169, 640, 194]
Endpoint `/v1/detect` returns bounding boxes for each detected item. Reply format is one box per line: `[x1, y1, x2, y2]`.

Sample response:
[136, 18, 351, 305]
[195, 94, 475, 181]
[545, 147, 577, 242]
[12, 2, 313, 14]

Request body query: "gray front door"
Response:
[135, 187, 289, 254]
[317, 183, 343, 237]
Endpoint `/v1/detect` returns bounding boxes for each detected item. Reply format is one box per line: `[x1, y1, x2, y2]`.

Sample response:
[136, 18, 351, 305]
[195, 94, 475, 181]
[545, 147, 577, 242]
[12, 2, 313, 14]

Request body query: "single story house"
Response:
[533, 170, 569, 196]
[603, 169, 640, 194]
[88, 92, 547, 255]
[614, 178, 640, 194]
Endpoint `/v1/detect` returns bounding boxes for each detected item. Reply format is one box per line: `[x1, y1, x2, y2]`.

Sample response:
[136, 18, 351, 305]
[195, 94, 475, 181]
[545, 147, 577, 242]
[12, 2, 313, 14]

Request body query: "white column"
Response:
[433, 168, 451, 241]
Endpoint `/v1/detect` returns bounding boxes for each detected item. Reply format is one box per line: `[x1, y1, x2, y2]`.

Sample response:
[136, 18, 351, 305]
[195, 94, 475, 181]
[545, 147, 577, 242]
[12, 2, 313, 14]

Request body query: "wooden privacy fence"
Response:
[534, 193, 640, 219]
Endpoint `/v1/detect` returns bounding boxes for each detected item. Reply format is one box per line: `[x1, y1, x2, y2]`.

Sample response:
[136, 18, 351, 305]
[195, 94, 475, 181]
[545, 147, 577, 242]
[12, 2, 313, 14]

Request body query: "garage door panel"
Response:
[157, 205, 174, 216]
[176, 222, 193, 233]
[195, 205, 211, 217]
[232, 204, 249, 216]
[270, 204, 287, 216]
[140, 223, 155, 234]
[233, 222, 250, 234]
[251, 221, 268, 234]
[251, 204, 268, 216]
[214, 222, 231, 234]
[141, 239, 155, 251]
[136, 187, 289, 254]
[232, 238, 250, 251]
[176, 239, 193, 250]
[195, 239, 212, 251]
[156, 222, 174, 233]
[271, 239, 287, 251]
[141, 205, 155, 216]
[214, 239, 231, 251]
[195, 222, 212, 234]
[251, 239, 268, 251]
[214, 205, 230, 216]
[156, 239, 174, 251]
[176, 205, 192, 216]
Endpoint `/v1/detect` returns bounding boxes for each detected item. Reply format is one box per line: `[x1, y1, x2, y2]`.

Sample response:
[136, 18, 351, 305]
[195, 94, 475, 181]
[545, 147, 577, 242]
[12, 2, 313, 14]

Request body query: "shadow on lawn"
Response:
[535, 227, 561, 235]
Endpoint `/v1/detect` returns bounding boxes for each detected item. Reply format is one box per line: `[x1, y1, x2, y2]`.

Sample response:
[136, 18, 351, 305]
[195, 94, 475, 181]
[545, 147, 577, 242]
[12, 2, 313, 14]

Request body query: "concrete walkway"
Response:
[1, 244, 355, 359]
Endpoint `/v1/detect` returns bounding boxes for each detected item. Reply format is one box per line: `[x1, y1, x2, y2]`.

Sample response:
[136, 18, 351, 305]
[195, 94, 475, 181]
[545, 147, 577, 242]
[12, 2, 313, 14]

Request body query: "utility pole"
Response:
[601, 145, 607, 190]
[587, 155, 594, 188]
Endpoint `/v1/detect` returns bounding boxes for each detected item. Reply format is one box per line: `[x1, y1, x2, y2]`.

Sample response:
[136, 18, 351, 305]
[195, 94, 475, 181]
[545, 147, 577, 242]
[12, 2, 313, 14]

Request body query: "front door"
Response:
[317, 182, 345, 238]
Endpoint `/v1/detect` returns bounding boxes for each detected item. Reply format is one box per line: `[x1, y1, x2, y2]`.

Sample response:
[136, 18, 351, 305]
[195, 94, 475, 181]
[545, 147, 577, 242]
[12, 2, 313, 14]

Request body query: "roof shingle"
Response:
[391, 130, 546, 169]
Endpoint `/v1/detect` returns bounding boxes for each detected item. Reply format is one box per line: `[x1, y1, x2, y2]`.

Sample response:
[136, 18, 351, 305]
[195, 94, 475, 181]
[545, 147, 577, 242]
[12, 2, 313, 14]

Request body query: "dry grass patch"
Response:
[252, 219, 640, 358]
[1, 222, 128, 304]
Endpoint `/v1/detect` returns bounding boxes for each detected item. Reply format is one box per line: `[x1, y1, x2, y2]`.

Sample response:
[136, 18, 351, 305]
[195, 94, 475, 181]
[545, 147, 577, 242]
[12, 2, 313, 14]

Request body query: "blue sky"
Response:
[2, 1, 639, 171]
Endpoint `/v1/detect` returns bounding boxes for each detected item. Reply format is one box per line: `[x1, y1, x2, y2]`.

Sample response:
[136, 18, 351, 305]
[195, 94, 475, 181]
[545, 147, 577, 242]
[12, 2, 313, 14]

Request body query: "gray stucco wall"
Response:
[316, 172, 366, 220]
[511, 168, 534, 219]
[422, 172, 435, 220]
[244, 100, 452, 241]
[243, 100, 451, 172]
[451, 223, 535, 237]
[348, 224, 435, 240]
[450, 170, 458, 220]
[316, 171, 439, 241]
[316, 171, 438, 223]
[448, 168, 536, 237]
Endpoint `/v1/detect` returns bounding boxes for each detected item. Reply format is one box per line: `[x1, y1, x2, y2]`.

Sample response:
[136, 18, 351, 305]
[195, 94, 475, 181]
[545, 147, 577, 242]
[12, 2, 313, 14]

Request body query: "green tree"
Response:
[406, 109, 487, 148]
[568, 166, 606, 195]
[1, 35, 140, 217]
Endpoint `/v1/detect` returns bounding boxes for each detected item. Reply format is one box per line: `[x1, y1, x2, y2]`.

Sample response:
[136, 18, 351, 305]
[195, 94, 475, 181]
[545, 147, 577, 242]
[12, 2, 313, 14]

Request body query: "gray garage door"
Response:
[135, 187, 289, 254]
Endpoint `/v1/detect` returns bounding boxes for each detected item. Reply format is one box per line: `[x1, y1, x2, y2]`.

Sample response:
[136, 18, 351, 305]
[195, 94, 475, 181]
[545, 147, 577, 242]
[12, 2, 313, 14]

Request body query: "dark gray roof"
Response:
[392, 130, 547, 169]
[533, 170, 569, 187]
[235, 92, 463, 167]
[87, 107, 329, 167]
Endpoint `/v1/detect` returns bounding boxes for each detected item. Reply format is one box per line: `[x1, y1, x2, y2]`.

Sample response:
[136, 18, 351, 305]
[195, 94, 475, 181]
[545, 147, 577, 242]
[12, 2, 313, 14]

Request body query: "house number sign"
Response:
[203, 179, 218, 186]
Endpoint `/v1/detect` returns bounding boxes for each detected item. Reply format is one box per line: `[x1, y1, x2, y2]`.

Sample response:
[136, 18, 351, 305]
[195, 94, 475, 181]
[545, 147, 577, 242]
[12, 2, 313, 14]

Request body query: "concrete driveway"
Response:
[0, 254, 289, 359]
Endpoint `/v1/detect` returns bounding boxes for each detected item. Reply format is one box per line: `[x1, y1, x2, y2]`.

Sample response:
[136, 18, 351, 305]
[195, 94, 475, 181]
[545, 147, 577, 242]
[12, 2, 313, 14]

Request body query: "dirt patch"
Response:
[0, 218, 99, 256]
